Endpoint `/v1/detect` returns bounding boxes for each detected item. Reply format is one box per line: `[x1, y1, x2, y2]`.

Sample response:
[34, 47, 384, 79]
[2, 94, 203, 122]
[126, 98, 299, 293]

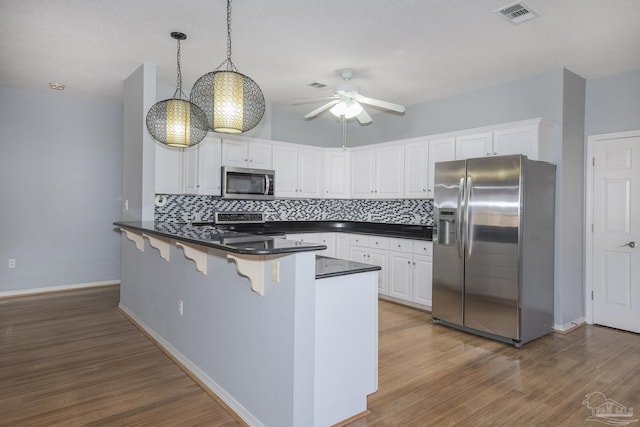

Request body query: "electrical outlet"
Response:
[8, 258, 16, 269]
[124, 200, 129, 211]
[178, 299, 184, 316]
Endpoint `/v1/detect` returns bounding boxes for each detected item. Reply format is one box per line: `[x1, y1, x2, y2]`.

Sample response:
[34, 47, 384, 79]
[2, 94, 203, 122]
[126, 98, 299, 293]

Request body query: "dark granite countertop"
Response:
[315, 255, 381, 279]
[115, 221, 326, 255]
[216, 220, 433, 241]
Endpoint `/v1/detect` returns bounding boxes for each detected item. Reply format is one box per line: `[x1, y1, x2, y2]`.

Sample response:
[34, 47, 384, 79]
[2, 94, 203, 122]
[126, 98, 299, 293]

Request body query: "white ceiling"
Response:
[2, 0, 640, 116]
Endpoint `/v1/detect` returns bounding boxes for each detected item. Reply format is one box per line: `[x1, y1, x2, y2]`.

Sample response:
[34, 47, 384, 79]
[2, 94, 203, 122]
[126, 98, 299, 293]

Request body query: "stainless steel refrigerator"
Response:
[432, 155, 556, 347]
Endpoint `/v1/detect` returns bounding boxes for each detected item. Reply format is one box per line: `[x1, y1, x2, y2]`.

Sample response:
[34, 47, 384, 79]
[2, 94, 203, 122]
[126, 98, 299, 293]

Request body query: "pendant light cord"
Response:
[215, 0, 238, 72]
[173, 37, 187, 99]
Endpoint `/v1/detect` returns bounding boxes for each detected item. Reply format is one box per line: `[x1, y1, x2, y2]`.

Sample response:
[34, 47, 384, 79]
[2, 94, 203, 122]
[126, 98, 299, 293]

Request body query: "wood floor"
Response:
[1, 286, 639, 426]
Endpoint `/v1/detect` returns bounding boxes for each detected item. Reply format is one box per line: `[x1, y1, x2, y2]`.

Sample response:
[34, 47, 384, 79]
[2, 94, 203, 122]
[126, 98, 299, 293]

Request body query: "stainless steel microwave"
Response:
[221, 166, 275, 200]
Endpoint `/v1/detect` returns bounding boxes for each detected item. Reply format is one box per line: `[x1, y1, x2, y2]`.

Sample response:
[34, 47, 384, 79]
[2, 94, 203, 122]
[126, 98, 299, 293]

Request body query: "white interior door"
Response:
[591, 133, 640, 333]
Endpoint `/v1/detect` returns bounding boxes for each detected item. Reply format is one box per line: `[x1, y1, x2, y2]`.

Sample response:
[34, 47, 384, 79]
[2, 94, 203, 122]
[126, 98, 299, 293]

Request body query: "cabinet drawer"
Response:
[349, 234, 368, 247]
[389, 238, 412, 253]
[413, 240, 433, 256]
[368, 236, 390, 250]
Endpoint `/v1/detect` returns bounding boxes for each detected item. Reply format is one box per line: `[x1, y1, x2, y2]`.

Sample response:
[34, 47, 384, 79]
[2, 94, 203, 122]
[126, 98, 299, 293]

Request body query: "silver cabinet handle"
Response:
[620, 241, 637, 248]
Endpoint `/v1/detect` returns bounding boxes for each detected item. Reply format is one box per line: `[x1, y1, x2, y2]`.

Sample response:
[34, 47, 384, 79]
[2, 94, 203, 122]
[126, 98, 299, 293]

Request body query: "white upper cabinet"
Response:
[376, 145, 404, 198]
[427, 137, 456, 195]
[455, 119, 546, 161]
[455, 132, 493, 160]
[492, 122, 539, 159]
[155, 135, 221, 195]
[272, 143, 323, 198]
[404, 138, 429, 198]
[155, 144, 183, 194]
[323, 149, 351, 199]
[352, 144, 404, 199]
[404, 136, 455, 199]
[221, 138, 272, 169]
[351, 149, 376, 198]
[184, 136, 222, 195]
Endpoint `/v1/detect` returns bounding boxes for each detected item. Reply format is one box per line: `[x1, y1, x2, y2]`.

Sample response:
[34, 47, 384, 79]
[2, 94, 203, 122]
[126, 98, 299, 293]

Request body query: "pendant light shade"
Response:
[146, 32, 208, 148]
[190, 0, 265, 134]
[191, 70, 264, 134]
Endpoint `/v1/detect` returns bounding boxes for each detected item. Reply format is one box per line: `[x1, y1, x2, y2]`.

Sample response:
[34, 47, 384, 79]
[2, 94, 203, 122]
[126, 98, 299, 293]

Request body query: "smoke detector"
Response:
[495, 2, 538, 24]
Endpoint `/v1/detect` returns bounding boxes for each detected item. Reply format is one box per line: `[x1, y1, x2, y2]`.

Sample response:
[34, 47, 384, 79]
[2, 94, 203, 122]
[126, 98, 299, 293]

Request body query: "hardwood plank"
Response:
[1, 287, 638, 426]
[0, 286, 240, 427]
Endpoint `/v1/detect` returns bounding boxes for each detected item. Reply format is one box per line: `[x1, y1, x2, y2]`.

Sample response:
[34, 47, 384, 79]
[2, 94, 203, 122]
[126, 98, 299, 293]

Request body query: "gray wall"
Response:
[556, 69, 586, 328]
[0, 85, 122, 293]
[585, 68, 640, 136]
[272, 69, 564, 147]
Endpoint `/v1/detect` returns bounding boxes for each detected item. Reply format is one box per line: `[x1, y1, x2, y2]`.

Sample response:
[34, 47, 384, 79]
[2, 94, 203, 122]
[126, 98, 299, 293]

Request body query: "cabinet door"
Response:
[248, 141, 273, 169]
[351, 149, 375, 198]
[183, 146, 199, 194]
[404, 140, 429, 198]
[455, 132, 492, 160]
[221, 140, 249, 167]
[427, 137, 456, 196]
[198, 138, 222, 195]
[368, 248, 389, 295]
[323, 149, 350, 199]
[272, 144, 298, 197]
[412, 253, 433, 307]
[320, 233, 336, 258]
[493, 124, 539, 160]
[376, 145, 404, 198]
[350, 246, 368, 264]
[155, 144, 183, 194]
[298, 147, 323, 198]
[335, 233, 350, 259]
[389, 251, 413, 300]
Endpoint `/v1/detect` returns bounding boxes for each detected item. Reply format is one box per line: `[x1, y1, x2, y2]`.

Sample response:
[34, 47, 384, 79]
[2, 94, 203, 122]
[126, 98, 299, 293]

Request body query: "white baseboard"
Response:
[553, 316, 586, 333]
[0, 280, 120, 299]
[118, 303, 262, 427]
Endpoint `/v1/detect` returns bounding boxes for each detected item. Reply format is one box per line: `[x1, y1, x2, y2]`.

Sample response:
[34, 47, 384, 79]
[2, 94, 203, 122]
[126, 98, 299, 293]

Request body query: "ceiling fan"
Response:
[293, 69, 406, 124]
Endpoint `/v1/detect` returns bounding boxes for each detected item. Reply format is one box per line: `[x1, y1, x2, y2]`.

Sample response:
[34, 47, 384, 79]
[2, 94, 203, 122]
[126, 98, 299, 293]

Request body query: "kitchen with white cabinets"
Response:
[153, 117, 553, 313]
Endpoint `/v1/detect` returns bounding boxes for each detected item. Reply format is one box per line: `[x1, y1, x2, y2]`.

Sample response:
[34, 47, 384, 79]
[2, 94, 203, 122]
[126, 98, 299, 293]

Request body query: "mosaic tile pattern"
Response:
[155, 195, 434, 225]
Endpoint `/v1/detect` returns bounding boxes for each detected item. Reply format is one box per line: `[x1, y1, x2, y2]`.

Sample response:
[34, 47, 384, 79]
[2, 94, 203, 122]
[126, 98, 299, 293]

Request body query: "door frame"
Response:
[585, 129, 640, 325]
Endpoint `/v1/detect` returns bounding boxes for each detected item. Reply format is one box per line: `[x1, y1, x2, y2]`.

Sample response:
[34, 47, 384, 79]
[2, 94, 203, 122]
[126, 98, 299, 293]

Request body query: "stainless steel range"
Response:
[214, 212, 284, 237]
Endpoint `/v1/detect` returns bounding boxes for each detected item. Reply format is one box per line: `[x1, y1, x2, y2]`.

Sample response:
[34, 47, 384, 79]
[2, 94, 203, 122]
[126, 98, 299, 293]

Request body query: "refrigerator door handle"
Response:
[464, 176, 473, 259]
[456, 177, 465, 259]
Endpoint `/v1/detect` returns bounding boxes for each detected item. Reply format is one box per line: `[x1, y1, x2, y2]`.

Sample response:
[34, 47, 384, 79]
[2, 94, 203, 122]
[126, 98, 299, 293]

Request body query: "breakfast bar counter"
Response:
[115, 221, 378, 427]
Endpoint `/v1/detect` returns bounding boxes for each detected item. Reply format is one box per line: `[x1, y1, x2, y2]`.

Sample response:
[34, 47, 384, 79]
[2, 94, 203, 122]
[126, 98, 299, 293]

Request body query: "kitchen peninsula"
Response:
[115, 221, 380, 427]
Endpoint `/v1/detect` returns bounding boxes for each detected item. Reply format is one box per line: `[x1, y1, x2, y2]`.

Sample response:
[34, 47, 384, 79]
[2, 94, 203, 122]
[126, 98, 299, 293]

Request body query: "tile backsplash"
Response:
[155, 195, 434, 226]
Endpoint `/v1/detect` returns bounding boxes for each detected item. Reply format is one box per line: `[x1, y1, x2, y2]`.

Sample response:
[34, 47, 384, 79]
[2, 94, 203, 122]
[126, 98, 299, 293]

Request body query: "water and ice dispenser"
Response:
[436, 208, 457, 246]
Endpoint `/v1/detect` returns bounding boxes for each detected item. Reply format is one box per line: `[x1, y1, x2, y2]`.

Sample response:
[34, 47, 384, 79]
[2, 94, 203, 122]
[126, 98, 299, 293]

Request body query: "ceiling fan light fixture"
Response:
[146, 32, 208, 148]
[330, 100, 363, 119]
[190, 0, 265, 134]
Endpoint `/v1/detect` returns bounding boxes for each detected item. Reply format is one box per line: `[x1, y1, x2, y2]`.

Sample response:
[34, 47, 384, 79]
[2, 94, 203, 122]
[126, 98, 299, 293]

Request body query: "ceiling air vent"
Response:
[309, 82, 329, 89]
[495, 2, 538, 24]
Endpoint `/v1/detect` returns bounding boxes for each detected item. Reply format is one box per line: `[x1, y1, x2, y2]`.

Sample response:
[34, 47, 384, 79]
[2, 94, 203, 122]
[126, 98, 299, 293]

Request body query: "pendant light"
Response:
[146, 32, 208, 148]
[190, 0, 265, 134]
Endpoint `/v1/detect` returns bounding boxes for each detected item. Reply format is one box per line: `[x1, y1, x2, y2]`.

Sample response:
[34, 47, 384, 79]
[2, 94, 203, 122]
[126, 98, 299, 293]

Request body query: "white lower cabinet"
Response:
[388, 238, 433, 308]
[286, 232, 334, 257]
[349, 235, 390, 295]
[287, 231, 433, 307]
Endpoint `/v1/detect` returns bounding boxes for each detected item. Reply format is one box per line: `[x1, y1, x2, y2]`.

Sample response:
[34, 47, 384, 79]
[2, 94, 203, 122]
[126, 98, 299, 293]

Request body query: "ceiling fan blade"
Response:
[291, 96, 338, 105]
[354, 94, 406, 113]
[304, 100, 340, 118]
[356, 108, 372, 124]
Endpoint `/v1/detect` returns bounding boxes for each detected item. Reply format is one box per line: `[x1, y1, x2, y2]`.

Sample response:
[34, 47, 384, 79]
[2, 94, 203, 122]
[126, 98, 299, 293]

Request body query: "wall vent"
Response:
[495, 2, 538, 24]
[309, 82, 329, 89]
